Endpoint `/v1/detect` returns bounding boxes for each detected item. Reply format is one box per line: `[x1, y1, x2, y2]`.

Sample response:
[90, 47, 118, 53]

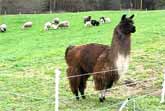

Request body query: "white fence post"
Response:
[160, 68, 165, 103]
[55, 68, 61, 111]
[119, 98, 130, 111]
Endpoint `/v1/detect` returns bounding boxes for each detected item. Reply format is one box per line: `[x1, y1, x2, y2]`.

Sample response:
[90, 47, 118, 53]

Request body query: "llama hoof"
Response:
[82, 95, 86, 99]
[99, 97, 104, 102]
[76, 97, 80, 100]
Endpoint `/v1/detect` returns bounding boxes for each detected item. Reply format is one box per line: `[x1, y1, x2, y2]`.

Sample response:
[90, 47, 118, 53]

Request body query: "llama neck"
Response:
[110, 26, 131, 58]
[110, 26, 131, 77]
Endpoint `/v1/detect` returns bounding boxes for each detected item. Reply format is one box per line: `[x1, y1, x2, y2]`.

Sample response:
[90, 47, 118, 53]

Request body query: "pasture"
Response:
[0, 10, 165, 111]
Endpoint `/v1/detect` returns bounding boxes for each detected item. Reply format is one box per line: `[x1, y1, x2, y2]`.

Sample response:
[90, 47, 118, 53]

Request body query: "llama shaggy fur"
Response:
[65, 14, 136, 102]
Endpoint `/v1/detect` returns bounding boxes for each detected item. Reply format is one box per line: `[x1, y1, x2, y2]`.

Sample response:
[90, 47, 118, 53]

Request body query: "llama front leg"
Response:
[99, 89, 106, 102]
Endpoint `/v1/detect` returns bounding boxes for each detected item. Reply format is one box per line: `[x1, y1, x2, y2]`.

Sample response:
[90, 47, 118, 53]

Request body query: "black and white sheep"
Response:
[0, 24, 7, 32]
[52, 18, 60, 25]
[84, 21, 92, 27]
[91, 20, 100, 26]
[100, 17, 111, 24]
[83, 16, 91, 24]
[44, 22, 52, 31]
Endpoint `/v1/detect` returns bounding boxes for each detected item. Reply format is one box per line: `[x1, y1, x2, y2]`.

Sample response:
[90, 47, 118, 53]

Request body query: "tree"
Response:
[155, 0, 165, 9]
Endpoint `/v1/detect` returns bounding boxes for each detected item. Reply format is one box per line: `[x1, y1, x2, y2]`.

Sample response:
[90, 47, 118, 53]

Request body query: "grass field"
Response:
[0, 10, 165, 111]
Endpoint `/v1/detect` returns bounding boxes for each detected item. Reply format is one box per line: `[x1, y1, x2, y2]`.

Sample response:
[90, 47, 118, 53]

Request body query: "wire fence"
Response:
[0, 50, 164, 111]
[0, 68, 163, 111]
[0, 47, 164, 110]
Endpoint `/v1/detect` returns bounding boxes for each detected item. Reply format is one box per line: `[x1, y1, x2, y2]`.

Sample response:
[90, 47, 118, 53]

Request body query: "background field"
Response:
[0, 10, 165, 111]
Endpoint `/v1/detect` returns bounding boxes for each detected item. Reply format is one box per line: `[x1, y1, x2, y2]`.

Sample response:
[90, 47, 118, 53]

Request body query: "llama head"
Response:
[119, 14, 136, 34]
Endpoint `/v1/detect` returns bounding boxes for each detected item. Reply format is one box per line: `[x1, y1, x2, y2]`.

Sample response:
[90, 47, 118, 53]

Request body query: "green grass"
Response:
[0, 10, 165, 111]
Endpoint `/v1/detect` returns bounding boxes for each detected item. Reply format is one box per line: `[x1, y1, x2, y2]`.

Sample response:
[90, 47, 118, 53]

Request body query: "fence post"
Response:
[119, 97, 130, 111]
[55, 68, 61, 111]
[160, 68, 165, 103]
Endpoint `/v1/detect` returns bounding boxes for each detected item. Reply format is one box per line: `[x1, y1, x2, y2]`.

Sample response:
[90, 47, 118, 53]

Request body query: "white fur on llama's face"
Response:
[116, 53, 129, 76]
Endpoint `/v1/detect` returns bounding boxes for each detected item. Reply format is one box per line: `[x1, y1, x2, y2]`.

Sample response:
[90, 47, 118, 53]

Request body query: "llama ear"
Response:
[121, 14, 127, 21]
[129, 14, 135, 19]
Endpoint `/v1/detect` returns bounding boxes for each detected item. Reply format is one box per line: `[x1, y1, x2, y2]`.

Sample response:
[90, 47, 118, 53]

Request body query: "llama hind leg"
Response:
[67, 67, 80, 100]
[70, 78, 80, 100]
[79, 75, 90, 99]
[79, 80, 85, 99]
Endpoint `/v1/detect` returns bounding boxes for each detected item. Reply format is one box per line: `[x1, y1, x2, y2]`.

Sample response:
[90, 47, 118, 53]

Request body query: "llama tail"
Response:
[65, 45, 75, 59]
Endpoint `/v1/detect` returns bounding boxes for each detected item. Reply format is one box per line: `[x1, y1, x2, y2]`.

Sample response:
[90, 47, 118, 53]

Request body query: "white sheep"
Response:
[105, 17, 111, 23]
[57, 21, 70, 28]
[51, 24, 58, 30]
[0, 24, 7, 32]
[22, 21, 32, 29]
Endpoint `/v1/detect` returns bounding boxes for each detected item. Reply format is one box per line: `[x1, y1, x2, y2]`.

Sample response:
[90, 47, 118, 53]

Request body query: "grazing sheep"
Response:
[83, 16, 91, 24]
[65, 14, 136, 102]
[0, 24, 7, 32]
[57, 21, 70, 28]
[22, 21, 32, 29]
[100, 17, 111, 24]
[91, 20, 100, 26]
[52, 18, 60, 25]
[44, 22, 52, 31]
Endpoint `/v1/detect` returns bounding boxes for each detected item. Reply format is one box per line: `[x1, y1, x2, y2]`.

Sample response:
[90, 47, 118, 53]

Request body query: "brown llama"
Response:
[65, 14, 136, 102]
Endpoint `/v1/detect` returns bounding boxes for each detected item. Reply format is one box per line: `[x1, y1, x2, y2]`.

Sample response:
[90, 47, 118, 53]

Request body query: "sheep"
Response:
[100, 17, 106, 24]
[52, 18, 60, 25]
[65, 14, 136, 102]
[0, 24, 7, 32]
[83, 16, 91, 24]
[22, 21, 32, 29]
[57, 21, 70, 28]
[44, 22, 52, 31]
[84, 21, 92, 27]
[105, 17, 111, 23]
[44, 20, 69, 31]
[91, 20, 100, 26]
[100, 17, 111, 24]
[51, 24, 59, 30]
